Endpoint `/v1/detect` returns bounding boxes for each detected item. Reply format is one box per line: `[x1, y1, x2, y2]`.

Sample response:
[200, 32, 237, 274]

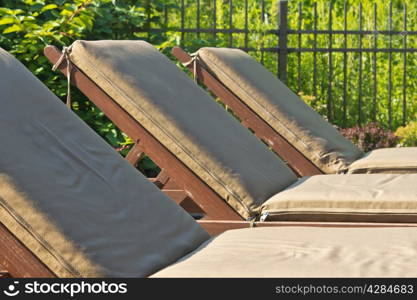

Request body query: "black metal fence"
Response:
[142, 0, 417, 129]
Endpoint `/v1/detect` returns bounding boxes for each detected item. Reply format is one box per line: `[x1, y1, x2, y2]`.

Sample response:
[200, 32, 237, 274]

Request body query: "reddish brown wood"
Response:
[125, 139, 192, 208]
[125, 142, 145, 167]
[0, 223, 55, 278]
[160, 189, 186, 204]
[165, 190, 205, 216]
[161, 178, 183, 190]
[0, 266, 10, 278]
[44, 45, 242, 221]
[198, 220, 417, 236]
[172, 47, 323, 177]
[153, 169, 171, 189]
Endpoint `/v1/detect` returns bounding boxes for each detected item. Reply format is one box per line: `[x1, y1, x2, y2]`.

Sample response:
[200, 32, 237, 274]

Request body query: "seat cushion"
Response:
[348, 147, 417, 174]
[262, 174, 417, 222]
[0, 47, 209, 277]
[197, 47, 364, 174]
[69, 40, 297, 219]
[151, 226, 417, 277]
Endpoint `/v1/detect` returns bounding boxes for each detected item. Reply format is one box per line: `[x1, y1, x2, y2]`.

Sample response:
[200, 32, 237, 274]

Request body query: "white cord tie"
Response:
[183, 52, 199, 82]
[52, 45, 73, 109]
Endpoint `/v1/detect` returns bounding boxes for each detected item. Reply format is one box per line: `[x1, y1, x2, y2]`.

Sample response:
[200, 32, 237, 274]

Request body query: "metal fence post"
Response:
[278, 0, 288, 83]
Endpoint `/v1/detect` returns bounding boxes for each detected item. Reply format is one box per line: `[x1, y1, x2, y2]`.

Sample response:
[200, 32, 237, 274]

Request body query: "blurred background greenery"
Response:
[1, 0, 416, 176]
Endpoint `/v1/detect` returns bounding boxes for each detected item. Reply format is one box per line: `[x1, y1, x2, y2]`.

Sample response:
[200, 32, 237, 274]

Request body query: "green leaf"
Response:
[24, 0, 45, 5]
[41, 4, 58, 13]
[0, 17, 15, 26]
[3, 24, 22, 34]
[0, 9, 24, 18]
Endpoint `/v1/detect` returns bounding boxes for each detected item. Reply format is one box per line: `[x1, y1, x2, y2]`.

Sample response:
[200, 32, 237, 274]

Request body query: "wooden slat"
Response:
[125, 142, 145, 167]
[161, 189, 188, 205]
[172, 47, 322, 177]
[0, 266, 11, 278]
[0, 223, 55, 277]
[162, 190, 205, 215]
[122, 115, 203, 213]
[162, 177, 183, 190]
[44, 45, 242, 221]
[153, 169, 170, 189]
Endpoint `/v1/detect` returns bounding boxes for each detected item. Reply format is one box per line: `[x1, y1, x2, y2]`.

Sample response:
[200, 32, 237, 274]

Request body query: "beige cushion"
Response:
[0, 47, 209, 277]
[197, 47, 364, 174]
[152, 226, 417, 277]
[69, 40, 297, 219]
[348, 147, 417, 174]
[262, 174, 417, 222]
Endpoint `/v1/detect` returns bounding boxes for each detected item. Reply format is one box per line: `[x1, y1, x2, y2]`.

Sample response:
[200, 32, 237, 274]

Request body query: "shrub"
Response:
[395, 120, 417, 147]
[339, 122, 399, 152]
[299, 92, 327, 120]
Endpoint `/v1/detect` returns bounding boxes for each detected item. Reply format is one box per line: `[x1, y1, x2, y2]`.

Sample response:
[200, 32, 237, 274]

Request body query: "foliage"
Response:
[299, 92, 327, 119]
[339, 122, 399, 152]
[395, 120, 417, 147]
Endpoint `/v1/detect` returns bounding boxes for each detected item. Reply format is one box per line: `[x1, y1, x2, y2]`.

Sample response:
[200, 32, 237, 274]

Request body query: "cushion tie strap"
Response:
[52, 45, 73, 109]
[182, 52, 199, 82]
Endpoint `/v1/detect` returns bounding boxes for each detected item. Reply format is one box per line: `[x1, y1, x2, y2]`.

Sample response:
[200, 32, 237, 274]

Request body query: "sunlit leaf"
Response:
[3, 24, 22, 34]
[0, 17, 15, 26]
[41, 4, 58, 13]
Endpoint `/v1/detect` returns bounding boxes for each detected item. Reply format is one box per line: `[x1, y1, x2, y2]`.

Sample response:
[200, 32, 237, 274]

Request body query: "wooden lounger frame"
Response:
[172, 47, 323, 177]
[0, 46, 413, 277]
[44, 45, 320, 223]
[44, 45, 241, 222]
[0, 223, 55, 277]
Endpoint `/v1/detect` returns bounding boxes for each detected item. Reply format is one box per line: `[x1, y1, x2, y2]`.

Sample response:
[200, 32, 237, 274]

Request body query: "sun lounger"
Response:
[2, 46, 417, 278]
[173, 47, 417, 176]
[0, 47, 208, 277]
[44, 41, 417, 226]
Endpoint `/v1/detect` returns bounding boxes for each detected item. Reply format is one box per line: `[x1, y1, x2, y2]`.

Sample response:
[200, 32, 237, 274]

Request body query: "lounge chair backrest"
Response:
[197, 47, 365, 174]
[68, 40, 298, 219]
[0, 48, 209, 277]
